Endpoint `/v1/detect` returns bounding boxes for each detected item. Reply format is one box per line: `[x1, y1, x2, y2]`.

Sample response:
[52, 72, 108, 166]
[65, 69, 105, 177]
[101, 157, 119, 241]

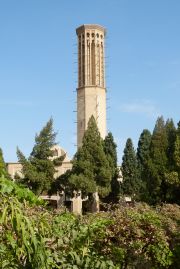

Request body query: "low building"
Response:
[7, 145, 72, 180]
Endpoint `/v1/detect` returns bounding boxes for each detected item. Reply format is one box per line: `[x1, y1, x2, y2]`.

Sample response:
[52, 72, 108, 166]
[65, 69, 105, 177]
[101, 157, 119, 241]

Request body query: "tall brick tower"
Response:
[76, 24, 106, 147]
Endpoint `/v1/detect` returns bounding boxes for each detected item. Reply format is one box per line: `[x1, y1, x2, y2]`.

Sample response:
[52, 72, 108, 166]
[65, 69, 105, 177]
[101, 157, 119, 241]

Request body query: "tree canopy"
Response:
[124, 116, 180, 205]
[68, 116, 111, 197]
[121, 138, 140, 198]
[0, 148, 9, 179]
[17, 118, 64, 195]
[137, 129, 152, 201]
[103, 132, 119, 202]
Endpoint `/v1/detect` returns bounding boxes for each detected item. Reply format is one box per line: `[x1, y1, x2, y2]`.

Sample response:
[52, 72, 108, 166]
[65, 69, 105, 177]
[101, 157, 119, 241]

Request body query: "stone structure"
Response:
[76, 24, 107, 147]
[91, 192, 100, 213]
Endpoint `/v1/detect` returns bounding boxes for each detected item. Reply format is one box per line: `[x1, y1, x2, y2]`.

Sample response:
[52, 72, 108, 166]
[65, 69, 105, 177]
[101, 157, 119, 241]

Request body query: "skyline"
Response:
[0, 0, 180, 163]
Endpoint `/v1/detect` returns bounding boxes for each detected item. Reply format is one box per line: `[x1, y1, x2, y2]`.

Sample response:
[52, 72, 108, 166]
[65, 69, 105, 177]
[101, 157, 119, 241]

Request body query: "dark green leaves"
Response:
[17, 118, 61, 194]
[121, 138, 140, 198]
[68, 116, 112, 198]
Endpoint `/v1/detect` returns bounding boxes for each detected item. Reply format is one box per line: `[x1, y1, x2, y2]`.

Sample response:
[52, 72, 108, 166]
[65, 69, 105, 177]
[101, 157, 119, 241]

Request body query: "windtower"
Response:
[76, 24, 107, 147]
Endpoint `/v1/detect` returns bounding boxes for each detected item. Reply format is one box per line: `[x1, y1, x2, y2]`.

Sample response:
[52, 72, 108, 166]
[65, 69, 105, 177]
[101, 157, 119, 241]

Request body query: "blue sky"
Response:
[0, 0, 180, 163]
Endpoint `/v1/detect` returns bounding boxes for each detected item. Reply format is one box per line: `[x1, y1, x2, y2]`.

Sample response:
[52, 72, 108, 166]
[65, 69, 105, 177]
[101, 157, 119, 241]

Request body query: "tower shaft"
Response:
[76, 24, 106, 147]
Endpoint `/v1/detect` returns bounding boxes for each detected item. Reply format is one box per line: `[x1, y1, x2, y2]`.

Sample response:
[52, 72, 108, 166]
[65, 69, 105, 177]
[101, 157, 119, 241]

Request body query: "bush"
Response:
[0, 178, 180, 268]
[0, 177, 43, 205]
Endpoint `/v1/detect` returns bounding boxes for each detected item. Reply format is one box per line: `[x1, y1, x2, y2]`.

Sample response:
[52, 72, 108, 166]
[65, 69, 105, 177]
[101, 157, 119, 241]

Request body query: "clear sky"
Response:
[0, 0, 180, 163]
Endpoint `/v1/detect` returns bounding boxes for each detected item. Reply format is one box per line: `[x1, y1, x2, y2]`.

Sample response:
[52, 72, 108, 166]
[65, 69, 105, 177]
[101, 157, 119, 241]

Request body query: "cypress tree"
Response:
[0, 148, 9, 178]
[165, 119, 176, 170]
[137, 129, 151, 201]
[171, 121, 180, 204]
[137, 129, 151, 168]
[104, 132, 117, 175]
[174, 121, 180, 171]
[103, 132, 120, 202]
[162, 119, 178, 203]
[30, 118, 57, 160]
[147, 116, 168, 203]
[121, 138, 139, 198]
[17, 118, 63, 194]
[69, 116, 111, 198]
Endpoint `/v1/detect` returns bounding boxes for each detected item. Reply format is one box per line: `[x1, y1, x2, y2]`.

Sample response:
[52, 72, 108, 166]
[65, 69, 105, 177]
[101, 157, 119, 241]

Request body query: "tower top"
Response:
[76, 24, 106, 35]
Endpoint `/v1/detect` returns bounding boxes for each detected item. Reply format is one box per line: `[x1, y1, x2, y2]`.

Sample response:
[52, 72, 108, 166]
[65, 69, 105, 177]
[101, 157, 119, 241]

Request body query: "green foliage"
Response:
[68, 116, 111, 197]
[149, 116, 168, 170]
[157, 204, 180, 269]
[137, 129, 152, 200]
[119, 116, 180, 205]
[103, 133, 120, 202]
[50, 213, 116, 268]
[160, 119, 180, 203]
[17, 118, 63, 195]
[0, 148, 9, 179]
[135, 117, 180, 204]
[1, 179, 179, 269]
[0, 177, 43, 205]
[165, 119, 176, 170]
[147, 116, 168, 203]
[137, 129, 151, 167]
[174, 121, 180, 170]
[31, 118, 57, 160]
[69, 174, 96, 194]
[104, 132, 118, 176]
[0, 179, 116, 268]
[164, 171, 179, 186]
[0, 195, 48, 269]
[102, 203, 174, 269]
[174, 135, 180, 169]
[171, 121, 180, 204]
[121, 138, 140, 198]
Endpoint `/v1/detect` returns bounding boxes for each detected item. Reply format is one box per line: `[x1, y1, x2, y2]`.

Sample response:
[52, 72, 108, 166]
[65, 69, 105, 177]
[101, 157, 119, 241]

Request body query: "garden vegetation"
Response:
[0, 116, 180, 268]
[0, 177, 180, 268]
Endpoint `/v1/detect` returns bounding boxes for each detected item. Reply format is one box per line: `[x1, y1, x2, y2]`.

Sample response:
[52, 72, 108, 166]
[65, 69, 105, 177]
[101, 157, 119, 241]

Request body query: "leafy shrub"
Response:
[98, 204, 173, 268]
[158, 204, 180, 269]
[0, 177, 43, 205]
[0, 178, 179, 268]
[0, 195, 48, 268]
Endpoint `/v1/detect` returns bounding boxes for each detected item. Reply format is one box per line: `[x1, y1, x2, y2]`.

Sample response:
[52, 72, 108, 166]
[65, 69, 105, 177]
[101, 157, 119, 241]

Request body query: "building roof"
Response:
[7, 145, 71, 164]
[76, 24, 106, 35]
[50, 145, 71, 162]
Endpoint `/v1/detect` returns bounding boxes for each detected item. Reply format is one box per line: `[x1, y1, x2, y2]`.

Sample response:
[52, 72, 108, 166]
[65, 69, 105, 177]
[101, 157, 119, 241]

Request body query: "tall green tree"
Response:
[137, 129, 152, 201]
[147, 116, 168, 203]
[103, 132, 119, 202]
[121, 138, 139, 198]
[104, 132, 117, 175]
[137, 129, 152, 168]
[69, 116, 111, 198]
[170, 121, 180, 204]
[162, 119, 178, 203]
[165, 119, 176, 170]
[0, 148, 9, 178]
[174, 121, 180, 171]
[17, 118, 63, 194]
